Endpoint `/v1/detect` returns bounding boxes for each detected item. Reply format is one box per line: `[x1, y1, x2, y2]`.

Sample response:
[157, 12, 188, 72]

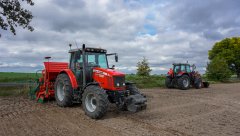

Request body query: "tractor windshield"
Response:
[86, 52, 108, 68]
[174, 65, 180, 73]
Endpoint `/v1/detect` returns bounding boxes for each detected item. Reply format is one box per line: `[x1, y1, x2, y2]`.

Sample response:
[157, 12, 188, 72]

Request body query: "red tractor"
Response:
[29, 44, 147, 119]
[165, 63, 209, 90]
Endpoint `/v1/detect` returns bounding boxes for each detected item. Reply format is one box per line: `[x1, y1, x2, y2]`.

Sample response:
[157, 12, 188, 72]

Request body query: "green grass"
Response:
[126, 74, 165, 88]
[0, 72, 40, 83]
[0, 86, 29, 97]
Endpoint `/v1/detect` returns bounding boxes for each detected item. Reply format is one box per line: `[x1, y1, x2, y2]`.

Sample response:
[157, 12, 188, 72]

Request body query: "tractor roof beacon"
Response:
[165, 63, 209, 90]
[29, 44, 147, 119]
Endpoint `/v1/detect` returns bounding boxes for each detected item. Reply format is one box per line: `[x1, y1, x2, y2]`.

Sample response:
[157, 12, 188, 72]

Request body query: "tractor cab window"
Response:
[181, 65, 186, 72]
[174, 65, 180, 73]
[70, 51, 81, 70]
[86, 52, 108, 68]
[98, 54, 108, 68]
[186, 65, 191, 72]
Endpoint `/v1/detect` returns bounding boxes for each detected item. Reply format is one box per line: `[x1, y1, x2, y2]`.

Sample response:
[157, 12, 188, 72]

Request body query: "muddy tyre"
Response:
[82, 85, 109, 119]
[177, 75, 190, 90]
[54, 73, 73, 107]
[165, 77, 173, 88]
[194, 78, 202, 89]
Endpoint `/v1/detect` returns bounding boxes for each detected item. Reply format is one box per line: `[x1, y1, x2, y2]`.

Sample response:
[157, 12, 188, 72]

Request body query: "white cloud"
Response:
[0, 0, 240, 74]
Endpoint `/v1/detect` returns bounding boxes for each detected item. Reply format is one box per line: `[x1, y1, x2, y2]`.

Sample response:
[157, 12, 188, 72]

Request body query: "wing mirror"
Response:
[115, 54, 118, 62]
[191, 64, 196, 71]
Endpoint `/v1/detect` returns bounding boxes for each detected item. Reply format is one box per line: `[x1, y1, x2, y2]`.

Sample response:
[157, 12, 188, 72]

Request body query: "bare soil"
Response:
[1, 83, 240, 136]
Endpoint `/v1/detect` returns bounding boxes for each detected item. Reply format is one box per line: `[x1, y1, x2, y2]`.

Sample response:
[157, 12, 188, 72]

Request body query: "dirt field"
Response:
[1, 83, 240, 136]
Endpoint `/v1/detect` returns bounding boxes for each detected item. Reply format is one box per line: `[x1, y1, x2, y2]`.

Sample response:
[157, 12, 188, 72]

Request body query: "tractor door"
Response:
[69, 51, 83, 86]
[84, 53, 108, 83]
[173, 65, 180, 75]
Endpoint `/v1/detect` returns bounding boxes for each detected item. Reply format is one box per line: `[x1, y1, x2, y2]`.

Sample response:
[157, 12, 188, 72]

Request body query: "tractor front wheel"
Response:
[194, 78, 202, 89]
[177, 75, 190, 90]
[82, 85, 109, 119]
[165, 77, 173, 88]
[54, 73, 73, 107]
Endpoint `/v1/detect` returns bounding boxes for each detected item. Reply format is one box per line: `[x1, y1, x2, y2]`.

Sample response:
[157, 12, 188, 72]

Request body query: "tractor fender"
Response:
[59, 69, 78, 89]
[83, 82, 100, 90]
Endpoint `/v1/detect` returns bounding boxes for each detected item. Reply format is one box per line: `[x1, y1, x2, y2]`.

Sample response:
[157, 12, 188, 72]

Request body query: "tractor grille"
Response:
[113, 76, 125, 87]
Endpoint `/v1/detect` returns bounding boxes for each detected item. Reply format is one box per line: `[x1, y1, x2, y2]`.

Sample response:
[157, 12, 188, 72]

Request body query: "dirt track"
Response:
[1, 83, 240, 136]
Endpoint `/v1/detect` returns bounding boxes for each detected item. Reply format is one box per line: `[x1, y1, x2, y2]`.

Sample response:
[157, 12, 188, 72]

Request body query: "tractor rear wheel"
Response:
[165, 77, 173, 88]
[177, 75, 190, 90]
[82, 85, 109, 119]
[194, 78, 202, 89]
[54, 73, 73, 107]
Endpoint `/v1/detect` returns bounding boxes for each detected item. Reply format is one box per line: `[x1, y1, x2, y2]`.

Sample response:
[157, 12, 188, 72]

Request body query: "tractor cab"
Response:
[69, 47, 118, 70]
[172, 63, 192, 76]
[68, 47, 118, 86]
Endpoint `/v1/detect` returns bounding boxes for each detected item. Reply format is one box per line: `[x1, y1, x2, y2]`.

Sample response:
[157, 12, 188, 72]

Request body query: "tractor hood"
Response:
[93, 67, 125, 77]
[92, 67, 125, 91]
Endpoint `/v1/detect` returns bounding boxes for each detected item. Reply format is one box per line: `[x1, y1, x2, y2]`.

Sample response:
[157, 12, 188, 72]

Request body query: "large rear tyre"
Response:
[165, 77, 173, 88]
[194, 78, 202, 89]
[177, 75, 190, 90]
[54, 73, 73, 107]
[82, 85, 109, 119]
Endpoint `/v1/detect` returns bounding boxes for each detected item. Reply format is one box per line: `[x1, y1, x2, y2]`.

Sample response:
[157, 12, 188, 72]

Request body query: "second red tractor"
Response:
[165, 63, 209, 90]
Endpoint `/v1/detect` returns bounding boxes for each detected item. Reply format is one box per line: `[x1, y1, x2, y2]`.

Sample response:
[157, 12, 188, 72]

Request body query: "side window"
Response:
[181, 65, 185, 72]
[70, 52, 75, 70]
[70, 51, 81, 70]
[186, 65, 191, 72]
[77, 55, 82, 63]
[98, 54, 107, 68]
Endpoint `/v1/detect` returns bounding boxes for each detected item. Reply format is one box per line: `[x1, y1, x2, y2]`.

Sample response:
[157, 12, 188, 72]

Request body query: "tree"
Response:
[206, 56, 232, 81]
[136, 57, 152, 76]
[0, 0, 34, 37]
[209, 37, 240, 78]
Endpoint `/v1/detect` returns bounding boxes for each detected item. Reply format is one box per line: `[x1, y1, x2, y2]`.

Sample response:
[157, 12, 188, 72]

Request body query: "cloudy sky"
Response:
[0, 0, 240, 74]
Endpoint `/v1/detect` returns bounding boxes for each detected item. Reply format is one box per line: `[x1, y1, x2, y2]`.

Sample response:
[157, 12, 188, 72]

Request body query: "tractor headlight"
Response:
[117, 83, 120, 86]
[123, 83, 125, 86]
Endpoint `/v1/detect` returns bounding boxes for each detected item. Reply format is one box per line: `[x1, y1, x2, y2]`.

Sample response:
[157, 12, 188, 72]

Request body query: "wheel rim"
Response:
[85, 93, 97, 112]
[183, 78, 189, 88]
[57, 82, 65, 101]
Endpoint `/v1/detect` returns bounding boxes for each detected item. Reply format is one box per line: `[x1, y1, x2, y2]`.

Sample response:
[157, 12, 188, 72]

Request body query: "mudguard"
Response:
[84, 82, 100, 89]
[60, 69, 78, 89]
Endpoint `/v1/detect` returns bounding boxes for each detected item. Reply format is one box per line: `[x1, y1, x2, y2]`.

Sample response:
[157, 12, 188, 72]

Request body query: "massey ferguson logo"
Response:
[93, 69, 109, 77]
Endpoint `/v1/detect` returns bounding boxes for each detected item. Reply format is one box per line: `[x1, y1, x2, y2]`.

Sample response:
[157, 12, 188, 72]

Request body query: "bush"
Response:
[206, 57, 232, 81]
[136, 57, 152, 77]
